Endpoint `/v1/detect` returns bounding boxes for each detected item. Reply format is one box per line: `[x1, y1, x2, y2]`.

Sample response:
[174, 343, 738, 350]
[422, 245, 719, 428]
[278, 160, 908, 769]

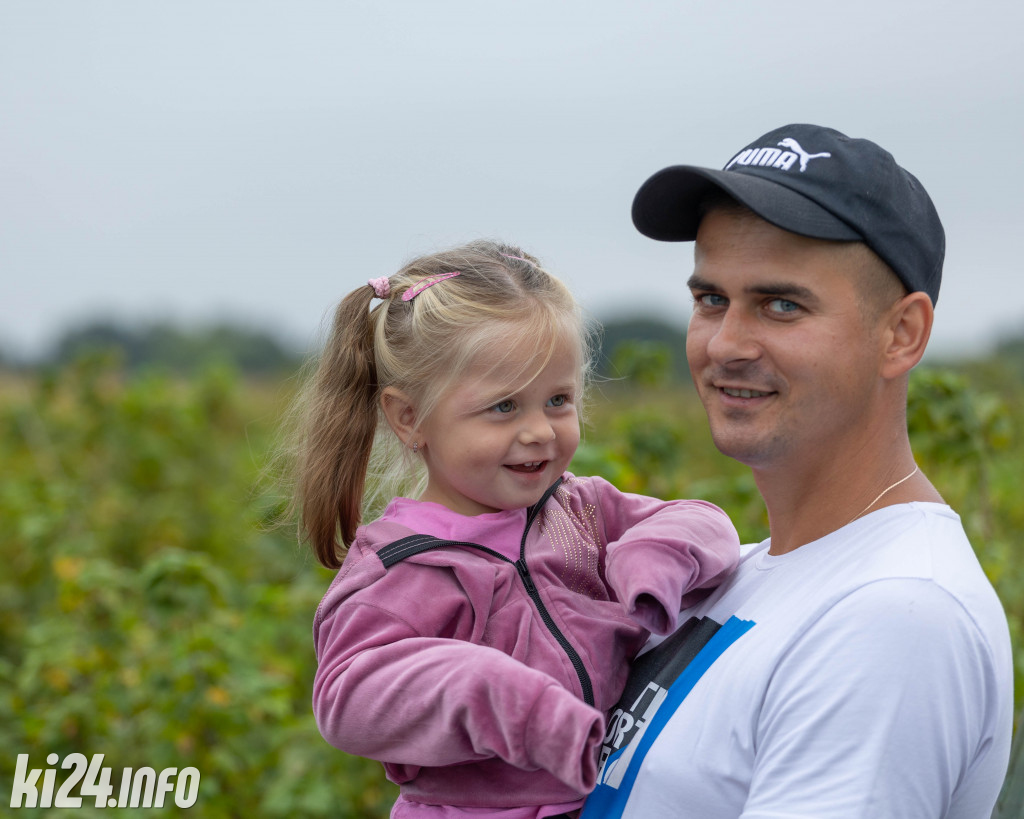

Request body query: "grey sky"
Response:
[2, 0, 1021, 359]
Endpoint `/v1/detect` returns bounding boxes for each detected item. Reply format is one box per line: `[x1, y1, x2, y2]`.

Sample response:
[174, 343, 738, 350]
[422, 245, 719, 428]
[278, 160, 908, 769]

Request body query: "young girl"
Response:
[296, 240, 739, 819]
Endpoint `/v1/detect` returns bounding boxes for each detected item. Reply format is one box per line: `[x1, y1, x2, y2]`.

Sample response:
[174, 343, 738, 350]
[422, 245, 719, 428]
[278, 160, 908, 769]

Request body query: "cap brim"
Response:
[631, 165, 862, 243]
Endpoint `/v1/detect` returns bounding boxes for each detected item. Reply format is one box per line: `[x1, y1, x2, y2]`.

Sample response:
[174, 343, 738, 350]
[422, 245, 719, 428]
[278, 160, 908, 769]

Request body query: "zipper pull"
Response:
[515, 558, 538, 596]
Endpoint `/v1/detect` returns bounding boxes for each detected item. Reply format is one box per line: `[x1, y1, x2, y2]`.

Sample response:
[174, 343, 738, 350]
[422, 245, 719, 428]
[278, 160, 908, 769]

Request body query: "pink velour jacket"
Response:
[312, 473, 739, 813]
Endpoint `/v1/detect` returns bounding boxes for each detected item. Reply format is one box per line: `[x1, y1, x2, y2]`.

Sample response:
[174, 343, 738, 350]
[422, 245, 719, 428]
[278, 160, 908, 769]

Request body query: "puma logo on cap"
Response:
[725, 137, 832, 173]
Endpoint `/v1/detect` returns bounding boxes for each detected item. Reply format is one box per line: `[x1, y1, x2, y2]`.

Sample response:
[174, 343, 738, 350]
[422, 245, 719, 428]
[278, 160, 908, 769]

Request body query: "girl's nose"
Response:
[518, 411, 556, 444]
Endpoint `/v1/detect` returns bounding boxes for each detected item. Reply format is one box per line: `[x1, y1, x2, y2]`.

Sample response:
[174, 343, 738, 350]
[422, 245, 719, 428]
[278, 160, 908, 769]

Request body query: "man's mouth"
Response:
[721, 387, 773, 398]
[505, 461, 547, 473]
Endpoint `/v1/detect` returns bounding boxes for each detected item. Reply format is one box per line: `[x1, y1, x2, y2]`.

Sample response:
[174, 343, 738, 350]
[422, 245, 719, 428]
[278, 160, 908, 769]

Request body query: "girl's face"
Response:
[415, 336, 582, 517]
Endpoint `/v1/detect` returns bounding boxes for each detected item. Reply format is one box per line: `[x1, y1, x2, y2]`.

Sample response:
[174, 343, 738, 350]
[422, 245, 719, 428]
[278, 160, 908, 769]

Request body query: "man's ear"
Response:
[380, 387, 419, 445]
[880, 291, 933, 379]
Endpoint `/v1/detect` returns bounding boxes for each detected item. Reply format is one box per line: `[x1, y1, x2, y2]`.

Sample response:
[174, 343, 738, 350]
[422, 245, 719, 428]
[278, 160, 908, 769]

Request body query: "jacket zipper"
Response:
[398, 478, 595, 707]
[516, 478, 595, 706]
[511, 555, 595, 706]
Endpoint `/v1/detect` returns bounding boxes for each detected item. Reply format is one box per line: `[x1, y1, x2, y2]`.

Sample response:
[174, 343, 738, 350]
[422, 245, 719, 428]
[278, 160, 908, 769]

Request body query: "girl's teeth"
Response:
[508, 461, 544, 472]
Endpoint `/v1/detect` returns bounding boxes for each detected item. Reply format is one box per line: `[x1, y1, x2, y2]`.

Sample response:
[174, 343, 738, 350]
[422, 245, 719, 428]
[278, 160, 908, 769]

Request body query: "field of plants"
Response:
[1, 348, 1020, 817]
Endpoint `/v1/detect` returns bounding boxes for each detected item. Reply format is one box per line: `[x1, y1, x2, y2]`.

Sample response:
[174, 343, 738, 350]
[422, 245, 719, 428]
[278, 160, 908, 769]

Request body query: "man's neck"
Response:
[753, 436, 943, 555]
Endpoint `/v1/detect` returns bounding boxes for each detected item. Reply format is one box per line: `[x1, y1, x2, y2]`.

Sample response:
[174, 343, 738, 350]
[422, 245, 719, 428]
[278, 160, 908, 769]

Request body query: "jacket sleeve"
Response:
[583, 475, 740, 635]
[312, 563, 606, 793]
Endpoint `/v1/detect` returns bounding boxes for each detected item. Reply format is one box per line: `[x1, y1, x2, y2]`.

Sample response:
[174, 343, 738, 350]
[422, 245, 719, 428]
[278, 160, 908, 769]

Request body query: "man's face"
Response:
[686, 208, 886, 472]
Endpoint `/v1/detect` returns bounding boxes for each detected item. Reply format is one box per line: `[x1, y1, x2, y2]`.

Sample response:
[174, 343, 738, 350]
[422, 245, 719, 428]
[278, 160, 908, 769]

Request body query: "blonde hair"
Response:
[291, 239, 594, 568]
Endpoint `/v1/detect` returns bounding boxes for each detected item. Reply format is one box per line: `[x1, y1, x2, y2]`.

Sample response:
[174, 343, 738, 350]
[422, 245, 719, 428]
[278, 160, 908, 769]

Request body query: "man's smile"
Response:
[720, 387, 774, 399]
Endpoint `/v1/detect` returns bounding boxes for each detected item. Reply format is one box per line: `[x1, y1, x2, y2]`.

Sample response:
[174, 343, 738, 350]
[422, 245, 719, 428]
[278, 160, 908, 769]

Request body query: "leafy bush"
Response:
[0, 354, 395, 817]
[1, 352, 1020, 817]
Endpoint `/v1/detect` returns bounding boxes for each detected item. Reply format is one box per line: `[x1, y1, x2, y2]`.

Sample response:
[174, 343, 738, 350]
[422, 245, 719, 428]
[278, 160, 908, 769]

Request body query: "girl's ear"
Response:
[380, 387, 419, 445]
[880, 291, 933, 379]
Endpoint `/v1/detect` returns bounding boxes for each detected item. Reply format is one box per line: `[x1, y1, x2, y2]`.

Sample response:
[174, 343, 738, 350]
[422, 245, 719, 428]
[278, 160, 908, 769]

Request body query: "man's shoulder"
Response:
[694, 502, 1004, 632]
[857, 502, 1005, 619]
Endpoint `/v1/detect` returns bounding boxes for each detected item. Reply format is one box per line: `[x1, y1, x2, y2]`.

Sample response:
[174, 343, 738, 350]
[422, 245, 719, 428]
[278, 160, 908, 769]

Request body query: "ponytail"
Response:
[297, 285, 380, 568]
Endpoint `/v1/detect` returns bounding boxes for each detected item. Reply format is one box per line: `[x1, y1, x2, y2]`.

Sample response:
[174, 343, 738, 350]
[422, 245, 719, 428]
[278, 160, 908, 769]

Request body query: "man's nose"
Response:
[705, 308, 761, 365]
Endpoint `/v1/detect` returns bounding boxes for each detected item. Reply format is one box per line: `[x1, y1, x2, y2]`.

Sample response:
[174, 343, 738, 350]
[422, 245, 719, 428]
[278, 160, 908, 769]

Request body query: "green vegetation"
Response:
[0, 355, 393, 817]
[22, 320, 303, 377]
[0, 333, 1021, 817]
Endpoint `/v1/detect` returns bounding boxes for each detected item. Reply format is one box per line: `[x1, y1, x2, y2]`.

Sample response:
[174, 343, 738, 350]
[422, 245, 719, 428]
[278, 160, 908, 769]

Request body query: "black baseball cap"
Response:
[631, 123, 945, 304]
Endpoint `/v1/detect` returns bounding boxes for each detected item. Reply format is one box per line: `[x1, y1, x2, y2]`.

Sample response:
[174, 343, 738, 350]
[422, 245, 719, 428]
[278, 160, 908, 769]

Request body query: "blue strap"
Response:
[580, 615, 755, 818]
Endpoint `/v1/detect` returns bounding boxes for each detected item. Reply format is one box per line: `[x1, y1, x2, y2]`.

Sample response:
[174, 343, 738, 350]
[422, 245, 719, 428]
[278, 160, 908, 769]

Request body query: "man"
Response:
[582, 124, 1013, 818]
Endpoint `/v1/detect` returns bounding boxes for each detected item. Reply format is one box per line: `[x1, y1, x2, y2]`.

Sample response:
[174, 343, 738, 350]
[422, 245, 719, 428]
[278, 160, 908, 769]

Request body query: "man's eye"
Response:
[767, 298, 800, 314]
[493, 400, 516, 414]
[695, 293, 727, 308]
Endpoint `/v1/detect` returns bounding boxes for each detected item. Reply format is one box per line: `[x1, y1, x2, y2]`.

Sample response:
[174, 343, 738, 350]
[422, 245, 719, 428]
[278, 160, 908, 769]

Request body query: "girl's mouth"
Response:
[505, 461, 547, 473]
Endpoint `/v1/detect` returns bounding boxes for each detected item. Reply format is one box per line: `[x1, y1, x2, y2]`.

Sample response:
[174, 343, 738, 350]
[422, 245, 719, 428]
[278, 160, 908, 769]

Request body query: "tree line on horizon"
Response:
[0, 317, 691, 381]
[3, 316, 1024, 387]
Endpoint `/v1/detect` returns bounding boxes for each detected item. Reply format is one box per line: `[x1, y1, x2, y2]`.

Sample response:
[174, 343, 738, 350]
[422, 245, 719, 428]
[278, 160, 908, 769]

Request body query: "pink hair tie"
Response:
[402, 270, 461, 302]
[500, 253, 532, 264]
[367, 277, 391, 298]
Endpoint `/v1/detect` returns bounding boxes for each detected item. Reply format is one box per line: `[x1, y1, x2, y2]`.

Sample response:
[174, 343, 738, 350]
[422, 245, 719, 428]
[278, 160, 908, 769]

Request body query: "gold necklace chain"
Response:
[846, 464, 919, 527]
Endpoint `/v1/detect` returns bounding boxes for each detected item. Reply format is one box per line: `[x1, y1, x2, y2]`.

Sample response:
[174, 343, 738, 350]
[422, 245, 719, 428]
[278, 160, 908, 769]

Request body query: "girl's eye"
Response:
[547, 394, 569, 408]
[493, 400, 516, 414]
[767, 298, 800, 314]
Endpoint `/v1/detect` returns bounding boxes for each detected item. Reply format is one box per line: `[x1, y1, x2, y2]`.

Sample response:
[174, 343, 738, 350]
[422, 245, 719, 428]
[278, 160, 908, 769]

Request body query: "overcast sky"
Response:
[2, 0, 1021, 360]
